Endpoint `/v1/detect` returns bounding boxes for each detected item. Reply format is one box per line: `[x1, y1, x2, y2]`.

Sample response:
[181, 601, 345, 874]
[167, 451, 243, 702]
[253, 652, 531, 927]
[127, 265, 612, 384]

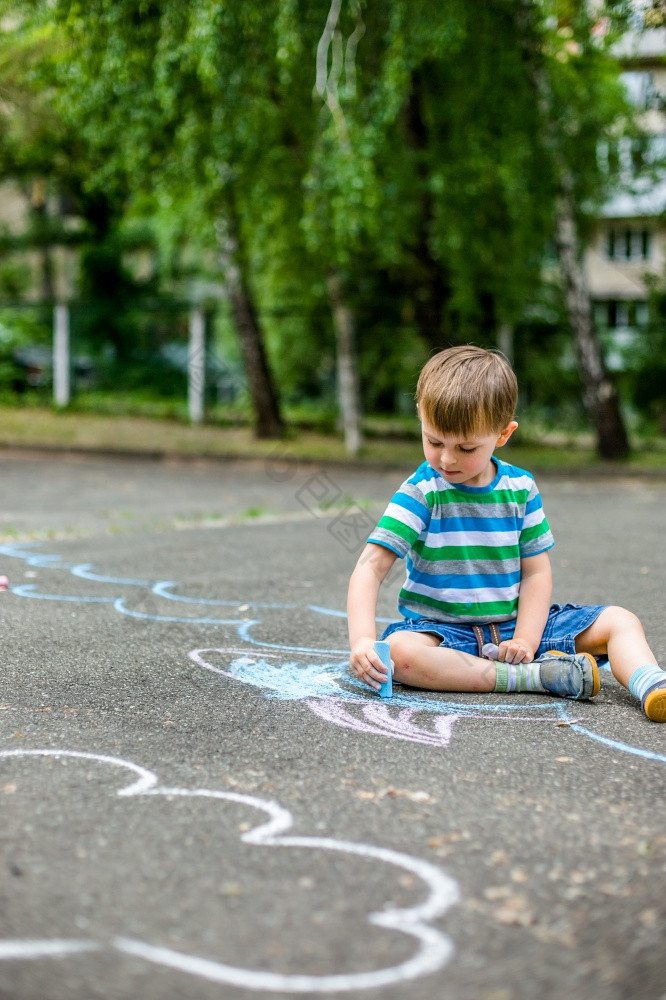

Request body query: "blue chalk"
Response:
[374, 640, 393, 699]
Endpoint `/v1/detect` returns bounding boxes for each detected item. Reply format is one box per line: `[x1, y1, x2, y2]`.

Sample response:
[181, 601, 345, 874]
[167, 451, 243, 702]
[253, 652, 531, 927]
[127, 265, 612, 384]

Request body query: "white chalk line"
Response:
[0, 749, 459, 992]
[0, 748, 158, 796]
[0, 940, 100, 960]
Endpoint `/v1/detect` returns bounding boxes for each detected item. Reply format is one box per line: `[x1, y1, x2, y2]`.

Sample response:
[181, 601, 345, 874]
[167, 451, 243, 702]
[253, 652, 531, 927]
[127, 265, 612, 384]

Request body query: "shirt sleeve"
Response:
[519, 478, 554, 557]
[367, 481, 432, 559]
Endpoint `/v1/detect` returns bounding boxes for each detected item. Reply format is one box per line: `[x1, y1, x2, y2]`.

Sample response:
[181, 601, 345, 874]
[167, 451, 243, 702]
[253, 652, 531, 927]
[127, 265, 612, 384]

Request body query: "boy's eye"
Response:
[459, 446, 477, 454]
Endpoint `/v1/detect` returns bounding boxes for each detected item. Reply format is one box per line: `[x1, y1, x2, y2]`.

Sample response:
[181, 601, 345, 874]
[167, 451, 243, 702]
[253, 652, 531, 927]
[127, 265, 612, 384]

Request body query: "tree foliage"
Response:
[0, 0, 646, 451]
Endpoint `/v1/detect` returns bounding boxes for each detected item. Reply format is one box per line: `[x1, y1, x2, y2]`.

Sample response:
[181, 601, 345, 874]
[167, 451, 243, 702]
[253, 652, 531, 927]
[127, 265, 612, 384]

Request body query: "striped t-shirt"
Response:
[368, 458, 554, 624]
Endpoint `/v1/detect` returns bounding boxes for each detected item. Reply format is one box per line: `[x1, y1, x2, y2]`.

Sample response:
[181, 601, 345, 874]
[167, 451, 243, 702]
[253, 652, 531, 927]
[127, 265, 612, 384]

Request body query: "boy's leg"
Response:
[575, 606, 657, 687]
[387, 630, 596, 698]
[576, 606, 666, 721]
[388, 630, 496, 692]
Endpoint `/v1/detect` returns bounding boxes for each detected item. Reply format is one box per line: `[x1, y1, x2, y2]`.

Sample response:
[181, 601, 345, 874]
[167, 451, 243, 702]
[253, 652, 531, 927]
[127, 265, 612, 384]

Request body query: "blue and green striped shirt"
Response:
[368, 458, 554, 623]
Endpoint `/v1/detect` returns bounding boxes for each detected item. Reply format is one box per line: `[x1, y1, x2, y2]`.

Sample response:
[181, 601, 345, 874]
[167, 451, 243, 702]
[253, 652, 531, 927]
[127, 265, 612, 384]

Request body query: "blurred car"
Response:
[12, 345, 96, 393]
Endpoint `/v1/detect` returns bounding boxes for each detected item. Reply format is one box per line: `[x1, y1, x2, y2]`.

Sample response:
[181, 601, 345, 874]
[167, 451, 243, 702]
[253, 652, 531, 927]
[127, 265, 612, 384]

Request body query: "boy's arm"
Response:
[348, 542, 398, 690]
[497, 550, 552, 664]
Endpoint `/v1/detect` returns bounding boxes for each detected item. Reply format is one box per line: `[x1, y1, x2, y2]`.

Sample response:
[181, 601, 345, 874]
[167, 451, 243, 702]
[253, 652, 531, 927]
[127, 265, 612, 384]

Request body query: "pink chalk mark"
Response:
[306, 698, 459, 747]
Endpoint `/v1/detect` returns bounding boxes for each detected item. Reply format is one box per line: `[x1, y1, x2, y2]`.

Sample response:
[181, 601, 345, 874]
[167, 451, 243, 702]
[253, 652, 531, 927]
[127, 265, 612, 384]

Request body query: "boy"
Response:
[348, 345, 666, 722]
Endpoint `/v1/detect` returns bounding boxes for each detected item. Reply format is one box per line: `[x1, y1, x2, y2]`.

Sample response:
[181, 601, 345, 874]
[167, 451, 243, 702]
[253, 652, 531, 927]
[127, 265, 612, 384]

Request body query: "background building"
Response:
[586, 21, 666, 368]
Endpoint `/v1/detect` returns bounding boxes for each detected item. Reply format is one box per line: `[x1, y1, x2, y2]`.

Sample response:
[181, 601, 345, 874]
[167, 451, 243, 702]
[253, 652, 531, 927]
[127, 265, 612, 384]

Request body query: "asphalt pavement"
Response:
[1, 448, 665, 1000]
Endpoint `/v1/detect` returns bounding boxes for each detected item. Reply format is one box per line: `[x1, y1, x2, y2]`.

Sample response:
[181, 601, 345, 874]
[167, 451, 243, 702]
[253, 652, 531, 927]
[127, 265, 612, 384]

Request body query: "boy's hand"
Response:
[497, 637, 536, 664]
[350, 636, 390, 691]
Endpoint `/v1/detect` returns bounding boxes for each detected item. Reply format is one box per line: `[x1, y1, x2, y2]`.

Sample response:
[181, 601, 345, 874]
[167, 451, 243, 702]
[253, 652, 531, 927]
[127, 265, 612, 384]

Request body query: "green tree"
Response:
[0, 0, 639, 456]
[0, 13, 70, 301]
[0, 6, 158, 364]
[291, 1, 559, 449]
[41, 0, 287, 436]
[302, 0, 636, 457]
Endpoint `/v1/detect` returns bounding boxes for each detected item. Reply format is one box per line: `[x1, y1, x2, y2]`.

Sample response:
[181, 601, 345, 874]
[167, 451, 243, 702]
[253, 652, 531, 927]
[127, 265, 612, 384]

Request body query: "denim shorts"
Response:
[381, 603, 606, 658]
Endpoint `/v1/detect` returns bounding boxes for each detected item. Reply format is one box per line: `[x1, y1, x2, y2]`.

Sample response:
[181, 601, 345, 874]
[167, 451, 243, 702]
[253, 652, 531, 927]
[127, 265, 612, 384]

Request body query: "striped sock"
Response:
[494, 661, 546, 694]
[628, 665, 666, 722]
[628, 665, 666, 701]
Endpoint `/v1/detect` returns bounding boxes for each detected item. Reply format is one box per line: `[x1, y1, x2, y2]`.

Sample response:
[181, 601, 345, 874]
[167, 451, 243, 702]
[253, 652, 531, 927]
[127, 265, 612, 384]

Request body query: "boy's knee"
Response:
[601, 605, 644, 635]
[387, 631, 412, 669]
[387, 630, 442, 674]
[387, 631, 430, 669]
[578, 605, 645, 656]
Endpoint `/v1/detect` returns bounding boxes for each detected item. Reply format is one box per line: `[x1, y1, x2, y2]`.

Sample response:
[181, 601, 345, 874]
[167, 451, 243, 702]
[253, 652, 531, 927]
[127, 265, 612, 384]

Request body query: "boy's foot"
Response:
[642, 683, 666, 722]
[537, 650, 600, 701]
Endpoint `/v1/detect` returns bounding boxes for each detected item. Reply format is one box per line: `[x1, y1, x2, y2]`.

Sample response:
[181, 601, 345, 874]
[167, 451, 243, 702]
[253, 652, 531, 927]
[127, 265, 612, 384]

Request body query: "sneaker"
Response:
[642, 683, 666, 723]
[537, 649, 600, 701]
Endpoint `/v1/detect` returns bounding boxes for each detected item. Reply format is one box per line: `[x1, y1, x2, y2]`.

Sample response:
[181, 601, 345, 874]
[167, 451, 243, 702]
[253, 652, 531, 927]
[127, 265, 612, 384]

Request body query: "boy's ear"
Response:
[495, 421, 518, 448]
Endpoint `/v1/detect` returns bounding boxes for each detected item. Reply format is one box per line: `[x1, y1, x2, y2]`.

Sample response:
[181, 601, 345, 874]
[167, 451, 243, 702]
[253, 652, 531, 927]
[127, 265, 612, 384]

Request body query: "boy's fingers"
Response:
[371, 654, 389, 675]
[504, 646, 532, 664]
[350, 656, 386, 688]
[361, 664, 381, 689]
[365, 658, 389, 690]
[365, 660, 387, 683]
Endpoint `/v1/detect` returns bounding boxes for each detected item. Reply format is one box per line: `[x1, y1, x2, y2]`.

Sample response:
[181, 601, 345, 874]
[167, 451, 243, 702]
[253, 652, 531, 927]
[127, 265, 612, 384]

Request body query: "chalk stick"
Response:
[0, 576, 9, 591]
[482, 642, 500, 660]
[374, 640, 393, 699]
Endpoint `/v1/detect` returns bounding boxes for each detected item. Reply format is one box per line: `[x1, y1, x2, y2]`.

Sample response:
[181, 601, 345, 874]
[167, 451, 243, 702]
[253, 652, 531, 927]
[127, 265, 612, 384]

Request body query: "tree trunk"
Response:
[555, 188, 630, 459]
[216, 210, 284, 440]
[404, 72, 451, 350]
[326, 269, 362, 455]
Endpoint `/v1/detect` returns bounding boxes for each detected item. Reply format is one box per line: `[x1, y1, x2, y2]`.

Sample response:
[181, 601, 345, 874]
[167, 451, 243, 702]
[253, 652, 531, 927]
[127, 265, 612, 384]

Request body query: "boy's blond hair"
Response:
[416, 345, 518, 436]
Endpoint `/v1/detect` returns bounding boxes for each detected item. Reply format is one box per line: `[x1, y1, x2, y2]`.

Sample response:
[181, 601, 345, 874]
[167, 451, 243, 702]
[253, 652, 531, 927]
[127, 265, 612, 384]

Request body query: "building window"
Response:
[620, 71, 661, 111]
[598, 299, 649, 330]
[606, 226, 652, 261]
[598, 135, 666, 177]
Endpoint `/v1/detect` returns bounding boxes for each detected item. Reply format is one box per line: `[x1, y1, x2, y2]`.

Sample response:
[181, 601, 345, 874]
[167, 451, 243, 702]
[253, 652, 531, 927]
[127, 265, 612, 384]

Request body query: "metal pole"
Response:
[53, 303, 70, 407]
[188, 305, 205, 424]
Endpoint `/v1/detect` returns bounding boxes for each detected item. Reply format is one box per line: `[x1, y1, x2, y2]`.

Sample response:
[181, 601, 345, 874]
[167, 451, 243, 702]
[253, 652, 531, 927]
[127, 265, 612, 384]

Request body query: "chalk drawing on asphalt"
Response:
[1, 542, 665, 763]
[0, 748, 459, 992]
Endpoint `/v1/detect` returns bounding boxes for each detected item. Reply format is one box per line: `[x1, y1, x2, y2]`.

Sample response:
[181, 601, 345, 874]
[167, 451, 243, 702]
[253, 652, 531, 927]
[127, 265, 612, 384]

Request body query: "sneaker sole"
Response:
[545, 649, 600, 699]
[643, 688, 666, 723]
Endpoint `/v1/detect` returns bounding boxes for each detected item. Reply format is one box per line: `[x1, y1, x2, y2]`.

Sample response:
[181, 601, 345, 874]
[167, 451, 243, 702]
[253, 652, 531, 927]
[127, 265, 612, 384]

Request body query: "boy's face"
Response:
[420, 417, 518, 488]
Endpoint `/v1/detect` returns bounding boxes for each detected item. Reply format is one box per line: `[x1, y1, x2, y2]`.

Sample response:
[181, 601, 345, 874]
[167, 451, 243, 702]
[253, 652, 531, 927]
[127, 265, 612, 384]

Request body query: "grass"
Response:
[0, 404, 664, 475]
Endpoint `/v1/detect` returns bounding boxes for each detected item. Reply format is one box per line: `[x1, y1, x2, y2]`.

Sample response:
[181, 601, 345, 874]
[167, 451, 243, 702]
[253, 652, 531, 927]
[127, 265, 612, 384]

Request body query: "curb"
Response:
[0, 439, 664, 479]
